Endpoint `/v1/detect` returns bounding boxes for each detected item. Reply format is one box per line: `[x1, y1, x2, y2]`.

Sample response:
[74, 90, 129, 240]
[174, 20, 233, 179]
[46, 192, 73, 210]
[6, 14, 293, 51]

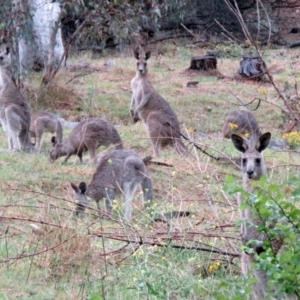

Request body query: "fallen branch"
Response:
[90, 231, 240, 257]
[289, 41, 300, 49]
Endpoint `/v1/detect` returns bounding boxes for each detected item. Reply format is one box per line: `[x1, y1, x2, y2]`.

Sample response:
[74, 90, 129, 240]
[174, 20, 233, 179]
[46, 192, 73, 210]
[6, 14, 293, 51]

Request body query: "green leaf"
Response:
[268, 184, 279, 194]
[259, 176, 268, 185]
[225, 176, 235, 183]
[287, 176, 300, 186]
[290, 208, 300, 219]
[291, 188, 300, 200]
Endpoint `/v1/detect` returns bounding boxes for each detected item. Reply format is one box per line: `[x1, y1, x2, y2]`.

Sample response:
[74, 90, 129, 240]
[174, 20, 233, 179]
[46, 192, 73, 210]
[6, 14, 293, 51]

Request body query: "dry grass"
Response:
[0, 43, 299, 299]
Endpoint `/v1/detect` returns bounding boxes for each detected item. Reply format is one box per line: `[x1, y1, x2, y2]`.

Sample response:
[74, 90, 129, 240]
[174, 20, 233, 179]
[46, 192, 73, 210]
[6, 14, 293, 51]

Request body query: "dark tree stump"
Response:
[189, 53, 217, 71]
[238, 55, 266, 79]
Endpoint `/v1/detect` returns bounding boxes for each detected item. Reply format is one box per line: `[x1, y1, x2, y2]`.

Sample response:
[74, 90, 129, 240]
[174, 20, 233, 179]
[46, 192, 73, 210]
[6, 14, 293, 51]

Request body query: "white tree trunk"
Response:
[18, 0, 64, 72]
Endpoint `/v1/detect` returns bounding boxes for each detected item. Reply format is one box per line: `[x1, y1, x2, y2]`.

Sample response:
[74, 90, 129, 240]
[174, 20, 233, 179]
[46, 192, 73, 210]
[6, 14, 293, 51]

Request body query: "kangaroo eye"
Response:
[0, 57, 3, 61]
[255, 158, 261, 164]
[242, 158, 247, 165]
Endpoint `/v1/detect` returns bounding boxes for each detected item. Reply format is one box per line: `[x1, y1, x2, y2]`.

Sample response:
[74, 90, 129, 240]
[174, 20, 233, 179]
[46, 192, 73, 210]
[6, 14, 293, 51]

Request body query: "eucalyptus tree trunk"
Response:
[18, 0, 64, 82]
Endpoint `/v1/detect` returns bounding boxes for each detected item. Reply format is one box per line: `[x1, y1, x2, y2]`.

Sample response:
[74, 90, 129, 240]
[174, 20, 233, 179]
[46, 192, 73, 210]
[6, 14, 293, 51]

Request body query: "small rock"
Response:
[187, 81, 199, 88]
[269, 139, 287, 150]
[104, 60, 116, 67]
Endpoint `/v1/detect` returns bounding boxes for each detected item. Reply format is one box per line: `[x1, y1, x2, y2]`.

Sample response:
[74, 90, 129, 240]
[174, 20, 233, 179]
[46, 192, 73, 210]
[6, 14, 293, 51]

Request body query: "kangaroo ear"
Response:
[51, 136, 57, 146]
[79, 182, 87, 194]
[231, 134, 248, 153]
[70, 182, 79, 193]
[145, 50, 151, 60]
[133, 48, 140, 60]
[256, 132, 271, 152]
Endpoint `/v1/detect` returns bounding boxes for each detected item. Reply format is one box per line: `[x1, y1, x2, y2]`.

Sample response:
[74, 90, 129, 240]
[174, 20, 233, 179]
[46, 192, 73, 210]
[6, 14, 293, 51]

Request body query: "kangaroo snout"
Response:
[247, 170, 254, 178]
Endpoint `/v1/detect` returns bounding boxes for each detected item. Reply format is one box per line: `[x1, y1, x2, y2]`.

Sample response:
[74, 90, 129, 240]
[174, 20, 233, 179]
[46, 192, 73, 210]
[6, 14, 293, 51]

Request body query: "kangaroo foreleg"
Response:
[133, 93, 150, 122]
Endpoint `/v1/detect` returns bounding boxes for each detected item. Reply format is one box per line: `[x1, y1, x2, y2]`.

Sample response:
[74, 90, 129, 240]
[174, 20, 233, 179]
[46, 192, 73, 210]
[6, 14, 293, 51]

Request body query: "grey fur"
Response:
[130, 49, 189, 157]
[50, 117, 123, 164]
[232, 132, 277, 300]
[30, 111, 63, 150]
[0, 43, 34, 152]
[233, 132, 297, 299]
[223, 110, 262, 139]
[71, 149, 153, 220]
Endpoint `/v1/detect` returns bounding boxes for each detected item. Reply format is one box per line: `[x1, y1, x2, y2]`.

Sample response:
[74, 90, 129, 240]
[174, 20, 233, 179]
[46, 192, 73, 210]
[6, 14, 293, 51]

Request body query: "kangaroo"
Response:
[130, 48, 190, 157]
[50, 117, 123, 164]
[30, 111, 63, 150]
[223, 110, 262, 139]
[231, 132, 297, 299]
[71, 149, 153, 220]
[0, 43, 34, 152]
[231, 132, 271, 299]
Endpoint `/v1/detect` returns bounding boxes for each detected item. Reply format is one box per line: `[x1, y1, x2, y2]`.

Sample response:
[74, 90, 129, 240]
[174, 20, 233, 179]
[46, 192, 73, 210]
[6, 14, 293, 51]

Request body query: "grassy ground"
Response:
[0, 43, 300, 299]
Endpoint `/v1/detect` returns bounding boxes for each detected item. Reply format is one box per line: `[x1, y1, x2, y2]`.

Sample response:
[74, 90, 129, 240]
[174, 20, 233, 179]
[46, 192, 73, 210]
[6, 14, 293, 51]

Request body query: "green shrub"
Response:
[224, 176, 300, 298]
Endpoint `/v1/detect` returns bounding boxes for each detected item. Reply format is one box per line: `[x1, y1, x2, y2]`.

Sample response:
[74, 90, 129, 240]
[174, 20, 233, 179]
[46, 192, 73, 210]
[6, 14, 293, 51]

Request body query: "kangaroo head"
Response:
[71, 182, 88, 215]
[0, 43, 11, 68]
[133, 48, 151, 75]
[71, 182, 87, 200]
[231, 132, 271, 180]
[49, 136, 62, 163]
[50, 147, 59, 163]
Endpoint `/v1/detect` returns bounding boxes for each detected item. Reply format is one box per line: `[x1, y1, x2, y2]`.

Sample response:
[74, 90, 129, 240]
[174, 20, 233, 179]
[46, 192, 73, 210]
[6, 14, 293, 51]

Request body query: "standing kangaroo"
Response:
[231, 132, 298, 299]
[130, 49, 190, 157]
[0, 43, 34, 152]
[50, 117, 123, 164]
[223, 110, 262, 139]
[231, 132, 271, 299]
[71, 149, 153, 220]
[232, 130, 298, 299]
[30, 111, 63, 150]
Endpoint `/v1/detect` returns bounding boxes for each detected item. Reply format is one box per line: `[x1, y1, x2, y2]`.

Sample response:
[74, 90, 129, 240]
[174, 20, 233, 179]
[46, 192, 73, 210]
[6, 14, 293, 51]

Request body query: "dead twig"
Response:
[180, 23, 217, 47]
[90, 232, 240, 257]
[65, 70, 100, 85]
[166, 122, 220, 161]
[143, 156, 173, 167]
[223, 0, 300, 125]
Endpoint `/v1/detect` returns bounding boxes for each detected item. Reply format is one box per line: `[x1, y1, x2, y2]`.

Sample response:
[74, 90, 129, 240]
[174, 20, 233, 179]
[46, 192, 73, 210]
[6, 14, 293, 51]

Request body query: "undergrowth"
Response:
[0, 44, 300, 299]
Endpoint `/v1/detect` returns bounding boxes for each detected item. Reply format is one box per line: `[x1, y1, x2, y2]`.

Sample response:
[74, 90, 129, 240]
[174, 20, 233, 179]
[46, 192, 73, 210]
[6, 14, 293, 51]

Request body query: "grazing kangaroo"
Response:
[130, 49, 190, 157]
[71, 149, 153, 220]
[0, 43, 34, 152]
[50, 117, 123, 164]
[30, 111, 63, 150]
[223, 110, 262, 139]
